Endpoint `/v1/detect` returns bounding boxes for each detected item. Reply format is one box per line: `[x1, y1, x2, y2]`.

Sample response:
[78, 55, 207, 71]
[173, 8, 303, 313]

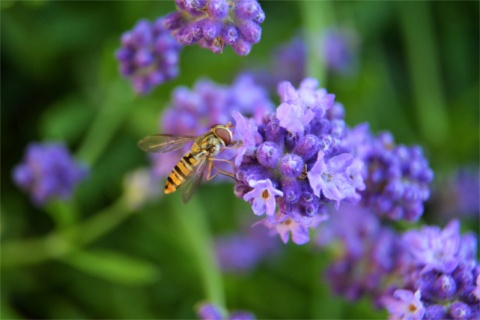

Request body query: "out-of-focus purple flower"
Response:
[116, 18, 182, 95]
[431, 166, 480, 222]
[349, 127, 434, 222]
[382, 290, 425, 320]
[243, 179, 283, 216]
[197, 303, 224, 320]
[164, 0, 265, 55]
[451, 168, 479, 216]
[12, 142, 88, 206]
[321, 28, 359, 74]
[271, 35, 306, 88]
[234, 78, 365, 245]
[228, 311, 256, 320]
[151, 74, 273, 179]
[317, 204, 411, 302]
[196, 302, 255, 320]
[214, 222, 279, 273]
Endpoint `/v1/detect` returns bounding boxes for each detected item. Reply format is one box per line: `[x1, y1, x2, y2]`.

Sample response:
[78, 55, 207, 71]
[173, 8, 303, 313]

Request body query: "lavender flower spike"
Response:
[382, 220, 479, 319]
[12, 142, 88, 206]
[234, 78, 364, 245]
[164, 0, 265, 55]
[116, 17, 182, 95]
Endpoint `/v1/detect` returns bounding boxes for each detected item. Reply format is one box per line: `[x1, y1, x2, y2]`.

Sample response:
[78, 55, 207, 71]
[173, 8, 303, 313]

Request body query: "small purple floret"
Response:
[165, 0, 264, 55]
[12, 142, 88, 206]
[116, 17, 182, 95]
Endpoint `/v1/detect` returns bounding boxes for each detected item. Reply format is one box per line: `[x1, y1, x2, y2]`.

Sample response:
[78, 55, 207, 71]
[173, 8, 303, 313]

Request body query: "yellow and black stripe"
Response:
[164, 152, 198, 194]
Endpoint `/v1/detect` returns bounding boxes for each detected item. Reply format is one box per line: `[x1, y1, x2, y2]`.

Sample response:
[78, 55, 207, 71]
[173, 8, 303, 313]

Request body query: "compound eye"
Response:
[214, 127, 232, 145]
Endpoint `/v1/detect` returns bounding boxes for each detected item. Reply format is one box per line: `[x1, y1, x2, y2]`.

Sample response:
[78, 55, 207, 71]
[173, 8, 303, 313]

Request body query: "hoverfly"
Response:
[138, 123, 237, 204]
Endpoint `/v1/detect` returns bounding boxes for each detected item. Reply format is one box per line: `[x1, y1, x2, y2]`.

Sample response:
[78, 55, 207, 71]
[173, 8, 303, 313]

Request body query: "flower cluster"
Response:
[164, 0, 265, 55]
[116, 18, 182, 95]
[12, 142, 88, 206]
[385, 220, 479, 320]
[349, 125, 434, 222]
[233, 78, 365, 245]
[196, 302, 255, 320]
[151, 74, 273, 179]
[318, 204, 479, 320]
[317, 204, 411, 303]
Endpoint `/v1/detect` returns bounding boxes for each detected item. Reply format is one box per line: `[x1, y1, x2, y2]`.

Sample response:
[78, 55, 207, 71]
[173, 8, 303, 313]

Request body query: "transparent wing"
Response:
[137, 134, 197, 153]
[179, 154, 209, 204]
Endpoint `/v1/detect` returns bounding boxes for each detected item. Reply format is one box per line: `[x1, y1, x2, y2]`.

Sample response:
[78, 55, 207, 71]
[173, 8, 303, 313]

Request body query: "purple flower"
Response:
[243, 179, 283, 216]
[264, 210, 327, 245]
[431, 166, 480, 222]
[116, 18, 182, 95]
[350, 126, 434, 222]
[317, 204, 410, 302]
[382, 290, 425, 320]
[308, 151, 364, 208]
[12, 142, 88, 206]
[228, 312, 256, 320]
[165, 0, 265, 55]
[196, 302, 255, 320]
[322, 28, 359, 74]
[275, 79, 335, 133]
[234, 78, 365, 245]
[197, 303, 224, 320]
[382, 220, 480, 319]
[403, 219, 464, 274]
[214, 222, 279, 273]
[271, 35, 306, 88]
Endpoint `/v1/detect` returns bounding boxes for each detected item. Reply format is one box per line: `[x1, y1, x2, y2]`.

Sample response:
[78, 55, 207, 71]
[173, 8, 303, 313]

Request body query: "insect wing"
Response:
[138, 135, 197, 153]
[179, 154, 209, 204]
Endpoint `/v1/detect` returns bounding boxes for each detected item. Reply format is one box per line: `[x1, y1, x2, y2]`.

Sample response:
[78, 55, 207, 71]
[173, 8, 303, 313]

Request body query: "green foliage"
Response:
[60, 249, 160, 285]
[1, 1, 478, 319]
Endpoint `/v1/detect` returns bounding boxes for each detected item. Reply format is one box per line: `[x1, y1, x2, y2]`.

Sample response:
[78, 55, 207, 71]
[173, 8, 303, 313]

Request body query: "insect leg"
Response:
[206, 159, 236, 181]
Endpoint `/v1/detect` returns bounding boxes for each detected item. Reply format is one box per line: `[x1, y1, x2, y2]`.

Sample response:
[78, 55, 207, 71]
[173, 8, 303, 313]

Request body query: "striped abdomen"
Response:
[164, 152, 200, 194]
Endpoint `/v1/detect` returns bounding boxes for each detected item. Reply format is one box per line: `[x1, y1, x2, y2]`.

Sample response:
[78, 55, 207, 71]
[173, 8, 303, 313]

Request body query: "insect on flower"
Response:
[138, 123, 239, 203]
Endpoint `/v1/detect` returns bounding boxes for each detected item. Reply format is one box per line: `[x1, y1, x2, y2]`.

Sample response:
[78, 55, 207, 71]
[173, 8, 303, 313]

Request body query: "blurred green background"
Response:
[1, 1, 478, 319]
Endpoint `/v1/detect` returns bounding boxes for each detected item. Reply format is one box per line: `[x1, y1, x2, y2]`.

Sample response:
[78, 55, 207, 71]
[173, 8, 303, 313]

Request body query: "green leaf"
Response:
[61, 249, 160, 286]
[39, 94, 93, 144]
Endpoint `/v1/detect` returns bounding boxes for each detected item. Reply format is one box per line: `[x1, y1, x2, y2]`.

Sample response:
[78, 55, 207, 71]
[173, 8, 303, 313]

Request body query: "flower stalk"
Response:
[170, 196, 225, 309]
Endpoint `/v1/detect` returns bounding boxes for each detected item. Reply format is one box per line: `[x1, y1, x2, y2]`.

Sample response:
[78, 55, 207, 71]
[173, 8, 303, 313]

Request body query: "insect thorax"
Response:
[194, 132, 224, 157]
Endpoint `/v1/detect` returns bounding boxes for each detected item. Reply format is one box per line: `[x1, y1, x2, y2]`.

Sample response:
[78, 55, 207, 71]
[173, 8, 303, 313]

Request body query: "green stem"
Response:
[300, 0, 334, 84]
[170, 196, 225, 309]
[76, 80, 134, 167]
[0, 196, 132, 268]
[398, 1, 449, 147]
